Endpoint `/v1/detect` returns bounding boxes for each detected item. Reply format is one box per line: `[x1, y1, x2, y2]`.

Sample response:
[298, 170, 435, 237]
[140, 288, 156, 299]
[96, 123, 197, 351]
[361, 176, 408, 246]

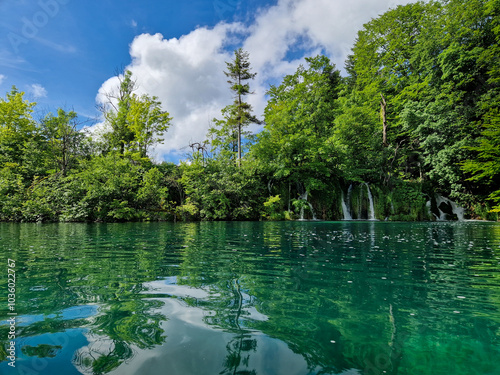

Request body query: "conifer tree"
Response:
[211, 48, 259, 166]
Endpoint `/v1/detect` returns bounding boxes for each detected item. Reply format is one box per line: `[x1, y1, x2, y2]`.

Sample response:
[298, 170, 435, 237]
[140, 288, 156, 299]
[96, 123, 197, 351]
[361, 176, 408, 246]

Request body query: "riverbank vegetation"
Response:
[1, 0, 499, 222]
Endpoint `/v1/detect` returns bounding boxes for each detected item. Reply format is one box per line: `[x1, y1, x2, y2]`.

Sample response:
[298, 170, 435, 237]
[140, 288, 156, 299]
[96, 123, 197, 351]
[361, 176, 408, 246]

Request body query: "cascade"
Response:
[425, 200, 432, 220]
[298, 191, 317, 220]
[357, 189, 362, 219]
[434, 194, 448, 221]
[449, 200, 465, 221]
[434, 194, 465, 221]
[346, 184, 353, 218]
[365, 183, 376, 220]
[341, 191, 352, 220]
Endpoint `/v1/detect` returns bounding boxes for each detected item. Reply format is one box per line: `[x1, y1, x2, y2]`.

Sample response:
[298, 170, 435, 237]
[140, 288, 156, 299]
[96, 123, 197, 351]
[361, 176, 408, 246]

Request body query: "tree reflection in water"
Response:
[73, 299, 166, 374]
[219, 279, 258, 375]
[1, 222, 499, 375]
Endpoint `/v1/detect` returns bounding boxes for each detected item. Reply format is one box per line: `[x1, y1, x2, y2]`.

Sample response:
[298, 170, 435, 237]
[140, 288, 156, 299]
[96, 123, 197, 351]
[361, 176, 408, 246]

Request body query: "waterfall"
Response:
[309, 203, 317, 220]
[298, 191, 317, 220]
[365, 183, 376, 220]
[341, 191, 352, 220]
[299, 191, 307, 220]
[434, 194, 465, 221]
[449, 200, 465, 221]
[341, 183, 375, 220]
[357, 189, 362, 219]
[435, 194, 448, 221]
[425, 200, 432, 220]
[347, 184, 353, 218]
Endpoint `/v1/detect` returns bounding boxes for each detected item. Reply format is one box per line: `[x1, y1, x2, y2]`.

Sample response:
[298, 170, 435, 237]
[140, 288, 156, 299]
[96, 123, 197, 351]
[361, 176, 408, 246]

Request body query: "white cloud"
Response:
[131, 19, 138, 28]
[96, 23, 243, 159]
[244, 0, 419, 75]
[0, 74, 6, 86]
[30, 83, 47, 98]
[94, 0, 417, 160]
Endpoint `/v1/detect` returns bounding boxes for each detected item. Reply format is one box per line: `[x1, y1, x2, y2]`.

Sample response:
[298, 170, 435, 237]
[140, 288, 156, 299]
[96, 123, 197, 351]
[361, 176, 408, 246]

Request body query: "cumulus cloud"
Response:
[244, 0, 419, 75]
[30, 83, 47, 98]
[96, 23, 243, 159]
[94, 0, 416, 160]
[0, 74, 5, 86]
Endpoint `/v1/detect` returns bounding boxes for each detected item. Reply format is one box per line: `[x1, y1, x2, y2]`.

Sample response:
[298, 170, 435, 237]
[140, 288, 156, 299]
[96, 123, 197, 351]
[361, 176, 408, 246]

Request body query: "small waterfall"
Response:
[435, 194, 448, 221]
[347, 184, 353, 218]
[309, 203, 317, 220]
[298, 191, 317, 220]
[357, 190, 362, 219]
[341, 191, 352, 220]
[449, 200, 465, 221]
[425, 200, 432, 220]
[434, 194, 465, 221]
[365, 183, 376, 220]
[299, 191, 307, 220]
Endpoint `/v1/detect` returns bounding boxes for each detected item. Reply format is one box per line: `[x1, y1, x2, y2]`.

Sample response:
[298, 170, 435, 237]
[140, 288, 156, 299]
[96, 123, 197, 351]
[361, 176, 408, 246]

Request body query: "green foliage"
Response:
[463, 109, 500, 211]
[330, 99, 382, 182]
[291, 198, 310, 217]
[0, 165, 24, 221]
[389, 181, 428, 221]
[102, 70, 171, 156]
[176, 200, 200, 221]
[179, 157, 266, 221]
[0, 87, 37, 166]
[210, 49, 260, 165]
[263, 195, 283, 221]
[126, 94, 172, 157]
[41, 108, 85, 176]
[253, 55, 341, 194]
[1, 0, 499, 222]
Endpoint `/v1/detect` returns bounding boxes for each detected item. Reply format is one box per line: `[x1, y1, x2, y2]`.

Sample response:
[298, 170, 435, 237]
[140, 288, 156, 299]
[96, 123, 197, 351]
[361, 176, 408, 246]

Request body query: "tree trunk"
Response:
[381, 93, 388, 147]
[237, 122, 241, 167]
[237, 75, 242, 167]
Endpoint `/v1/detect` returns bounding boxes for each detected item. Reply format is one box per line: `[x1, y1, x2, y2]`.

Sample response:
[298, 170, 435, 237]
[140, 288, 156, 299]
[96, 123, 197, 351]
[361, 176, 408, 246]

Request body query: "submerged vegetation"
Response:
[1, 0, 499, 222]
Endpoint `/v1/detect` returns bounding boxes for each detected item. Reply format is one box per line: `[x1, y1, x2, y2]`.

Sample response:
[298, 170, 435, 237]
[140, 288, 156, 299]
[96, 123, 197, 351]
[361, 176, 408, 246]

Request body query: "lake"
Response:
[0, 221, 499, 375]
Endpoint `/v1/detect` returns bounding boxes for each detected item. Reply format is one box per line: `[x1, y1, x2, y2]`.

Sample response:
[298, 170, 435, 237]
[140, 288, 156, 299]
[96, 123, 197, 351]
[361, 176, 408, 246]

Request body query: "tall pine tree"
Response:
[211, 48, 259, 166]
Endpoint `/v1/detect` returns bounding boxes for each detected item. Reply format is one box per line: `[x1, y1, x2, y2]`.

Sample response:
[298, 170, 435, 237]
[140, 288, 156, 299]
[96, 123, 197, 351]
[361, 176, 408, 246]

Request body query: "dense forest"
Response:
[1, 0, 499, 223]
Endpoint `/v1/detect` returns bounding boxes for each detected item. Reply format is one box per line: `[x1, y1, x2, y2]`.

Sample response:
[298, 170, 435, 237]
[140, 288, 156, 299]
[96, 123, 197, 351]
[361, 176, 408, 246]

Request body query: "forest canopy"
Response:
[0, 0, 499, 222]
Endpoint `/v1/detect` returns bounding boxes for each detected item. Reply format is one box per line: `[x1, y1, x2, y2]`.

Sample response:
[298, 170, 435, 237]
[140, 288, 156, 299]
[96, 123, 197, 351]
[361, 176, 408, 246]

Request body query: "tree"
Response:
[399, 0, 498, 199]
[102, 70, 137, 155]
[126, 94, 172, 158]
[253, 55, 341, 197]
[41, 109, 84, 176]
[343, 1, 439, 184]
[461, 0, 500, 212]
[330, 96, 382, 183]
[179, 156, 266, 221]
[0, 87, 37, 168]
[462, 110, 500, 211]
[101, 70, 172, 157]
[212, 48, 260, 166]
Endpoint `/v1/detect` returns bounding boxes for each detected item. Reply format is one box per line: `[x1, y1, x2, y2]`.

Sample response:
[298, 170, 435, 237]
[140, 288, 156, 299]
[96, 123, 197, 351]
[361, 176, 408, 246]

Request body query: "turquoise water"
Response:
[0, 221, 499, 374]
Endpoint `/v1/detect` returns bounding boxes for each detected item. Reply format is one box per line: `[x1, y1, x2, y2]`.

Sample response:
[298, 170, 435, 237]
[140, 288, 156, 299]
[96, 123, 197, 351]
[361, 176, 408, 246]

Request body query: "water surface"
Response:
[0, 221, 499, 374]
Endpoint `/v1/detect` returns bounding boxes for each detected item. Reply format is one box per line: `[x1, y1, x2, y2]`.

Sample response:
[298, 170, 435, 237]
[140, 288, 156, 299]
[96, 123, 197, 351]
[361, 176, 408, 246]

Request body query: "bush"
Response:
[263, 195, 283, 220]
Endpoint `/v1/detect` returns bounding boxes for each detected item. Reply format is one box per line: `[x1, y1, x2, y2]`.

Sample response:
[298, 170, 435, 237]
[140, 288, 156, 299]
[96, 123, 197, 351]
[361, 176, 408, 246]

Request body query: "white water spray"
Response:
[434, 194, 465, 221]
[341, 190, 352, 220]
[298, 191, 317, 220]
[365, 183, 376, 221]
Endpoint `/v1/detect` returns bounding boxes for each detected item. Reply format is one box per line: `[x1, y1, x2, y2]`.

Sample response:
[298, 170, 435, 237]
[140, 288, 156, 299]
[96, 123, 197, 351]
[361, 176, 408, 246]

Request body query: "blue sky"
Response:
[0, 0, 271, 119]
[0, 0, 415, 162]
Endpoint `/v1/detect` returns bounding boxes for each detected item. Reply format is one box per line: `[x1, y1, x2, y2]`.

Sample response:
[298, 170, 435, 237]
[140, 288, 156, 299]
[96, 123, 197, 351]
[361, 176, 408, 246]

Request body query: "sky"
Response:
[0, 0, 417, 162]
